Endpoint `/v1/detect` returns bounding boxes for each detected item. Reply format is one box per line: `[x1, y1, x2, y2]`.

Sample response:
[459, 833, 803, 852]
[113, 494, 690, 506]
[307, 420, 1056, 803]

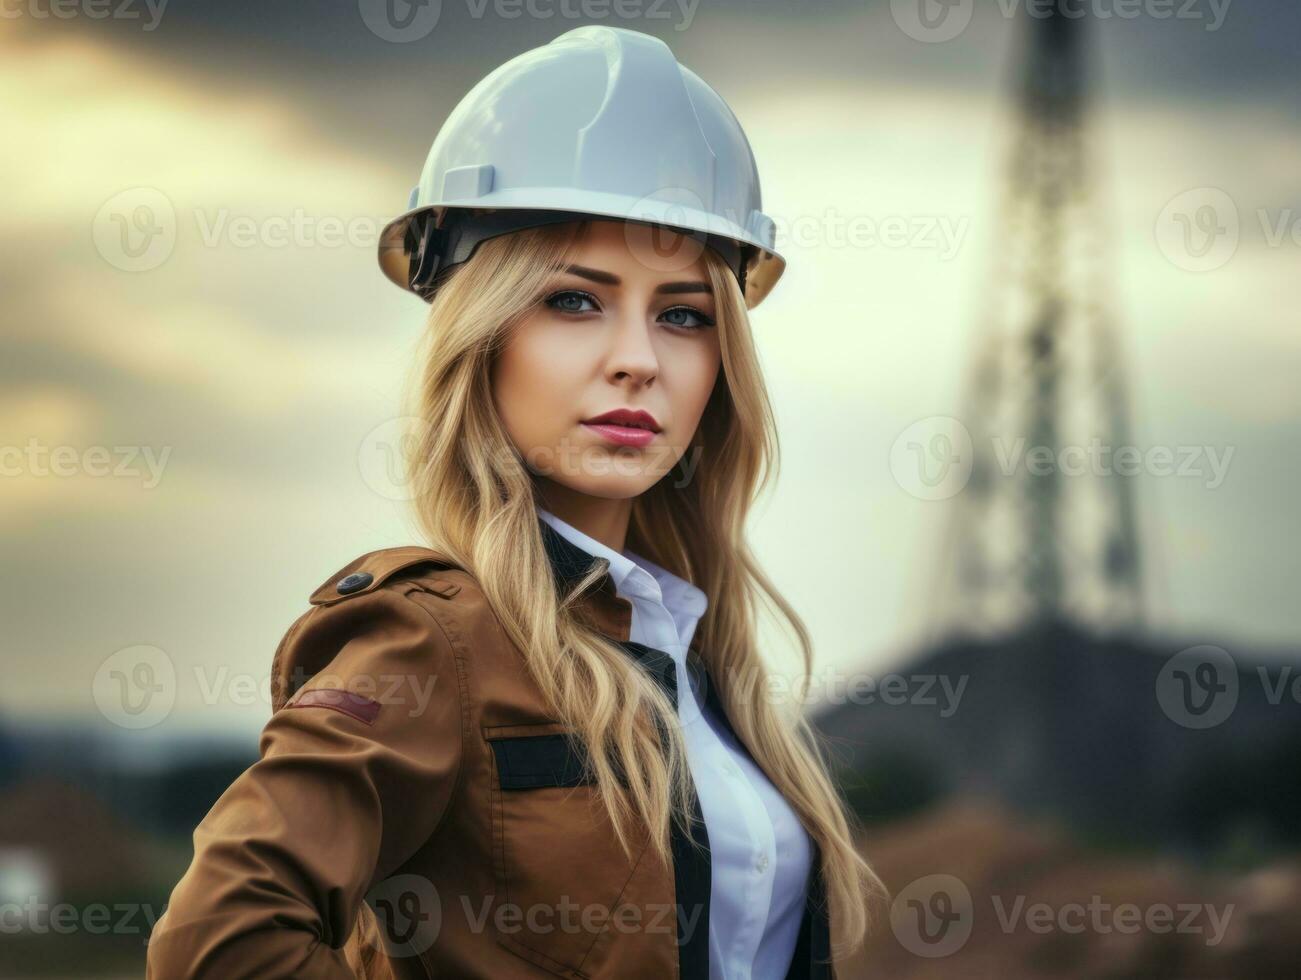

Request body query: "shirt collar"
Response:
[537, 508, 708, 623]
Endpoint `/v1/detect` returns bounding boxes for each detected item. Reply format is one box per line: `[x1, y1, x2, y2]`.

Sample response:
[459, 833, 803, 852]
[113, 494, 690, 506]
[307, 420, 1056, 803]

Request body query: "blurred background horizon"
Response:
[2, 0, 1299, 976]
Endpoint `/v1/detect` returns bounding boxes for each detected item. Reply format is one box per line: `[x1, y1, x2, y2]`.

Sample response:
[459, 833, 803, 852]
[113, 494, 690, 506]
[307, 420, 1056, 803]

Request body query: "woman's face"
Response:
[491, 219, 722, 506]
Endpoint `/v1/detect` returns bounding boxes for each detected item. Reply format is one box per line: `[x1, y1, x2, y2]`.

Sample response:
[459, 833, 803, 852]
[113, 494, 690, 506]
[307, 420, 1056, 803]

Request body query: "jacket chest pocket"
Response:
[484, 723, 650, 978]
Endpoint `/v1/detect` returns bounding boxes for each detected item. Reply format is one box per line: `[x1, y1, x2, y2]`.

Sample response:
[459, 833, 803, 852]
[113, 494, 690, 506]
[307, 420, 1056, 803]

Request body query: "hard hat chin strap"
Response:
[405, 213, 445, 298]
[405, 208, 750, 303]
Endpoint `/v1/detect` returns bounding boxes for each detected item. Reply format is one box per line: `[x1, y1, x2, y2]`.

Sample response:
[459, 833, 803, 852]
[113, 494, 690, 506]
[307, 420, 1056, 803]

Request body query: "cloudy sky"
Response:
[2, 0, 1297, 740]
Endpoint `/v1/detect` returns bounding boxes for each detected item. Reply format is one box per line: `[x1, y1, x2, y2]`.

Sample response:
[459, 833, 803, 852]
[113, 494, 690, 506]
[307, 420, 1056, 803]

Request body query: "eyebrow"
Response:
[562, 264, 713, 296]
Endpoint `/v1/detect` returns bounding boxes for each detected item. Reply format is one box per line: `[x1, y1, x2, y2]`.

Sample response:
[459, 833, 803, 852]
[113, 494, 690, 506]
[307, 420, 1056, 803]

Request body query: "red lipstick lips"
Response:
[581, 408, 661, 448]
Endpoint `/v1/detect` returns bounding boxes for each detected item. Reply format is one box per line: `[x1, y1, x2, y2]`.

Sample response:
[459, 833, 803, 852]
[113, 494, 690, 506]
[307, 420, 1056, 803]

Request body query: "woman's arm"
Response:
[145, 584, 465, 979]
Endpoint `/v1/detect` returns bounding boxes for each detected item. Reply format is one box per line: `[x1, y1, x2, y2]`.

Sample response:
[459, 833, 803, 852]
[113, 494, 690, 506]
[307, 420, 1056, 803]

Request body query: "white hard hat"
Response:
[377, 25, 785, 309]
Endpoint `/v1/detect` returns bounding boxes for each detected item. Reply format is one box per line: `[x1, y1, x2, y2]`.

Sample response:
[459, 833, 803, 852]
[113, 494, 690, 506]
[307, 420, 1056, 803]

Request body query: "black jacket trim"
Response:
[488, 733, 593, 790]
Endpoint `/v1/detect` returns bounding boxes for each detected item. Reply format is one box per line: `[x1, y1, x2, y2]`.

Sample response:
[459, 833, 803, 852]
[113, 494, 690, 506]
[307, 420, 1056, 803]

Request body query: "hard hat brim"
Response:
[378, 191, 785, 310]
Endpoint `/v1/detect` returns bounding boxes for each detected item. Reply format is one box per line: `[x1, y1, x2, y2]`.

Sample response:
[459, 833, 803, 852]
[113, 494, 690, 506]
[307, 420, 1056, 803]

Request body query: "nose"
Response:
[603, 306, 659, 388]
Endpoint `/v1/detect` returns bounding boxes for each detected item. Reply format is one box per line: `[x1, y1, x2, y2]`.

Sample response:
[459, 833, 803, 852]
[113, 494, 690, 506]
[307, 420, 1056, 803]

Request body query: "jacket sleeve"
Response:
[145, 585, 464, 979]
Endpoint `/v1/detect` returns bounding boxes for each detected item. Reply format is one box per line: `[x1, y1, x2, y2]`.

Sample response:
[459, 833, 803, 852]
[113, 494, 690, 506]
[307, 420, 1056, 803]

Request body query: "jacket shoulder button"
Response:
[336, 571, 374, 595]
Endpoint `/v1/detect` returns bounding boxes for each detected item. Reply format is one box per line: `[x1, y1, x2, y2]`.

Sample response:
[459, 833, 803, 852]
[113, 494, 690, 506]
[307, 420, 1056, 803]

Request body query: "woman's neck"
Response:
[534, 480, 633, 554]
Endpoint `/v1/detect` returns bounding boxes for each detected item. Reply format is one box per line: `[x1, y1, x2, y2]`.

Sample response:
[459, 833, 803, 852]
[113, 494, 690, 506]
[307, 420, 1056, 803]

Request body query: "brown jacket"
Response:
[145, 518, 834, 979]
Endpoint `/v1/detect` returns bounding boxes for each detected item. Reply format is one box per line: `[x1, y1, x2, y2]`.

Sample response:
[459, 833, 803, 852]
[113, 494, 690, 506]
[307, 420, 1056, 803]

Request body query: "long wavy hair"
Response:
[353, 219, 884, 971]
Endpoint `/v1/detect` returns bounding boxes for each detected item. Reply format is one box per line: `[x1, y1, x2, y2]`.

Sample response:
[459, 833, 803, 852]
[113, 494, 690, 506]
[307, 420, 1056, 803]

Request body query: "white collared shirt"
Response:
[538, 508, 815, 980]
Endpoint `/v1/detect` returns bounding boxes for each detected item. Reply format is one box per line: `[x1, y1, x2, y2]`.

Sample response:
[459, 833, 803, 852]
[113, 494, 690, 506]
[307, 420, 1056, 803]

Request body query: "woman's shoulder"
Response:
[269, 545, 494, 711]
[304, 543, 475, 605]
[294, 543, 502, 636]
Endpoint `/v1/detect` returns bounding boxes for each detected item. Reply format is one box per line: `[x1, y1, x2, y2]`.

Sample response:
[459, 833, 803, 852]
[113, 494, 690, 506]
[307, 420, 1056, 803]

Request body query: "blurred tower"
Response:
[937, 6, 1144, 640]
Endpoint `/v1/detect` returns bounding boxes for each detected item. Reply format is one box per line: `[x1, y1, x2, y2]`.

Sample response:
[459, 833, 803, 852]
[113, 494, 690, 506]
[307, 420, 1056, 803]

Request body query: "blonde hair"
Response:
[364, 220, 884, 966]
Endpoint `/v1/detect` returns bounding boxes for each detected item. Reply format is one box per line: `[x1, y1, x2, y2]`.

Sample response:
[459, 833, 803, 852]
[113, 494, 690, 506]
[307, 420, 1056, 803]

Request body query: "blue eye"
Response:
[661, 306, 715, 330]
[543, 290, 715, 331]
[544, 289, 599, 313]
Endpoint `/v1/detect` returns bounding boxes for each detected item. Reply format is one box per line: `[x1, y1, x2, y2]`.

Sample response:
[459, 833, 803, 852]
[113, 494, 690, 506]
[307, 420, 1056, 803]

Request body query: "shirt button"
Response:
[756, 854, 769, 873]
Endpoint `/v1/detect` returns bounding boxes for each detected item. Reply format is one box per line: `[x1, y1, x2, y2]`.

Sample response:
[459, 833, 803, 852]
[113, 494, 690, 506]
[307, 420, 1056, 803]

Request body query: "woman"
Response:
[146, 25, 883, 980]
